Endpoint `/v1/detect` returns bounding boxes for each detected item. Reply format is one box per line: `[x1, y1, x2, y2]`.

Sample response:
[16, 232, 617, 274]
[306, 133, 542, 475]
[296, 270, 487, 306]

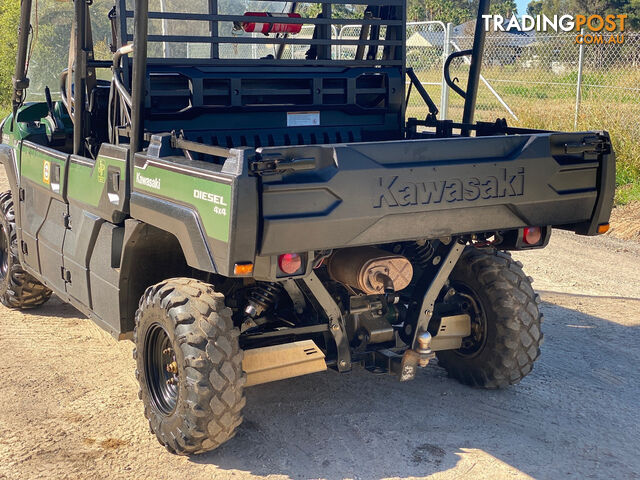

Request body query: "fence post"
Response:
[574, 28, 585, 129]
[160, 0, 168, 57]
[440, 22, 453, 120]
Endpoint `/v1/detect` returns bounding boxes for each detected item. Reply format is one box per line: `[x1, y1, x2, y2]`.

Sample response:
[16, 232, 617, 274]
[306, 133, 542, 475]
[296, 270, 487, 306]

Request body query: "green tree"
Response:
[0, 0, 20, 115]
[407, 0, 518, 24]
[526, 0, 544, 15]
[527, 0, 638, 29]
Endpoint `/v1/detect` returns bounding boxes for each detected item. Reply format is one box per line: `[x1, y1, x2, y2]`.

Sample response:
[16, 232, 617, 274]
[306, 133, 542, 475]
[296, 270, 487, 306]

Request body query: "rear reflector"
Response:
[523, 227, 542, 245]
[597, 223, 610, 234]
[278, 253, 303, 275]
[234, 263, 254, 275]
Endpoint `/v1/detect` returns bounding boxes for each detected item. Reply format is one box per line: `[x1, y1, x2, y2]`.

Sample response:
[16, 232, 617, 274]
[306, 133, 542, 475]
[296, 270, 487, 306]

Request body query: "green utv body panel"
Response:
[67, 157, 111, 207]
[67, 153, 127, 208]
[132, 161, 232, 242]
[20, 143, 67, 192]
[130, 140, 260, 278]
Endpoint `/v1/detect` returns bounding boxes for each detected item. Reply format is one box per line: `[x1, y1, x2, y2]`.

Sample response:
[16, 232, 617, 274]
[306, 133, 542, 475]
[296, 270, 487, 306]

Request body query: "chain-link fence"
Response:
[404, 23, 640, 133]
[333, 21, 639, 189]
[320, 20, 639, 133]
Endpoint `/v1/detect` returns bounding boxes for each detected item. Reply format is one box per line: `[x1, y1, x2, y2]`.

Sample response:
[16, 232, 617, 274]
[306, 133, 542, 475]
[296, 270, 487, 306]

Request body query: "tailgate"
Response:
[256, 132, 615, 255]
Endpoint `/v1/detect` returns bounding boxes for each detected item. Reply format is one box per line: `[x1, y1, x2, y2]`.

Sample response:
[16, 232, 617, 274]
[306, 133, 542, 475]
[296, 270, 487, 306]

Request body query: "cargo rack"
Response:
[117, 0, 406, 67]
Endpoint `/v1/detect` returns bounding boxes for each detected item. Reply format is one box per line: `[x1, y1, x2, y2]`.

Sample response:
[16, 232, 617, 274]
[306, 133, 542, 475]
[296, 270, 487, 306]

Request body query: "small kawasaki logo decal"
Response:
[135, 172, 161, 190]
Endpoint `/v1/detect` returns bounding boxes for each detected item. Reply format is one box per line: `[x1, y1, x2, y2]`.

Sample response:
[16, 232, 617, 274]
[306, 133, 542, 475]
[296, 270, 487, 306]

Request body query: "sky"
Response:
[516, 0, 530, 16]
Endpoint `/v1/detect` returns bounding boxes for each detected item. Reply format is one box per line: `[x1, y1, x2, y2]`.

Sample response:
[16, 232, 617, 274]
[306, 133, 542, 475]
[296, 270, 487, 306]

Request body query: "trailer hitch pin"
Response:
[416, 332, 434, 367]
[399, 332, 435, 381]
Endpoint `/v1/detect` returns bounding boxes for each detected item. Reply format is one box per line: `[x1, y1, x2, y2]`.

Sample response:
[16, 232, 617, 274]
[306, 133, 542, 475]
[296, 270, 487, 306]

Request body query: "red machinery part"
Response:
[241, 12, 303, 35]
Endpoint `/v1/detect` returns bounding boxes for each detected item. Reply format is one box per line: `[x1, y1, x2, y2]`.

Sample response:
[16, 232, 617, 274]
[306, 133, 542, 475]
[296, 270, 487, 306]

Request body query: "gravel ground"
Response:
[0, 172, 639, 480]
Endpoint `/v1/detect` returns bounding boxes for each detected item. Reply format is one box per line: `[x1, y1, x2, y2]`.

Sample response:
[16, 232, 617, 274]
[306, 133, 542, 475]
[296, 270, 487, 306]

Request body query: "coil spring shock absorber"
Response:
[411, 240, 435, 269]
[244, 282, 284, 318]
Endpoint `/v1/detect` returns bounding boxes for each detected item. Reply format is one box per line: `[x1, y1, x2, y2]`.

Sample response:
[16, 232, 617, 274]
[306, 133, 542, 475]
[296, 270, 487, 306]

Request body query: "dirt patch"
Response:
[0, 169, 638, 479]
[100, 438, 129, 450]
[0, 230, 637, 480]
[608, 201, 640, 242]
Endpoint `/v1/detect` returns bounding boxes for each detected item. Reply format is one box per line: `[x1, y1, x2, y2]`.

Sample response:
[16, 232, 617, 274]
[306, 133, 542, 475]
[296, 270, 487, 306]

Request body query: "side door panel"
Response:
[62, 204, 104, 308]
[66, 144, 129, 223]
[18, 141, 68, 295]
[63, 144, 128, 310]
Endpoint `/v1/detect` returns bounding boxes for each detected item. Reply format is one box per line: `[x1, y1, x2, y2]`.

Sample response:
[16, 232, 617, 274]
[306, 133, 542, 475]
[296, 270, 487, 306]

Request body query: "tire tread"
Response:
[437, 247, 543, 389]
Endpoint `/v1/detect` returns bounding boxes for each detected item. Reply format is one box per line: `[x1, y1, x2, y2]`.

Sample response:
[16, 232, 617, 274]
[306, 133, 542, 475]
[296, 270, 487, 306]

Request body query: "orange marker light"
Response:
[597, 223, 610, 234]
[233, 263, 254, 275]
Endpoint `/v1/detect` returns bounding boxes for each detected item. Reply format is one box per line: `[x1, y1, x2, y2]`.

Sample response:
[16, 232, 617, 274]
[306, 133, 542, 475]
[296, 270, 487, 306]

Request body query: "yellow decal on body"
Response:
[43, 160, 51, 185]
[97, 158, 107, 184]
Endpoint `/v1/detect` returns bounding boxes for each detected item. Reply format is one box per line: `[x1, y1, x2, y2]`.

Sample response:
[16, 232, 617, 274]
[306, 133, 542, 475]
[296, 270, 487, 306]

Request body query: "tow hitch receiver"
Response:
[243, 340, 326, 387]
[400, 332, 435, 381]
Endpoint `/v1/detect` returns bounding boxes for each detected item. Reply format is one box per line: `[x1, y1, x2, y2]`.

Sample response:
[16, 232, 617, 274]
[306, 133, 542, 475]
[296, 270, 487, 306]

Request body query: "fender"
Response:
[130, 191, 217, 273]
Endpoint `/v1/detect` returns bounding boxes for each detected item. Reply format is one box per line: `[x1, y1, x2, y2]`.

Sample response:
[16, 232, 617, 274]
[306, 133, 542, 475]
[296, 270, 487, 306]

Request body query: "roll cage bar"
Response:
[10, 0, 490, 159]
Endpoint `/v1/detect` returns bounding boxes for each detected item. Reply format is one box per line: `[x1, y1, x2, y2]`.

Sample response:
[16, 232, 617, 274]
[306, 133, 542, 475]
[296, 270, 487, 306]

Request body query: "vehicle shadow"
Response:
[190, 298, 640, 480]
[19, 295, 85, 320]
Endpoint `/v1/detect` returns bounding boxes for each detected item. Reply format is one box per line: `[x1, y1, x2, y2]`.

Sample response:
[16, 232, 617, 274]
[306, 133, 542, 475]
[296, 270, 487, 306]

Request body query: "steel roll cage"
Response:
[10, 0, 489, 158]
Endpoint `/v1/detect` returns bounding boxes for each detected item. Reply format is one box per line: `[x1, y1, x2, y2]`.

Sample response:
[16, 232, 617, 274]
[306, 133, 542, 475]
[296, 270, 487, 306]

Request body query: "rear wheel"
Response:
[0, 191, 52, 309]
[134, 278, 246, 455]
[436, 248, 543, 389]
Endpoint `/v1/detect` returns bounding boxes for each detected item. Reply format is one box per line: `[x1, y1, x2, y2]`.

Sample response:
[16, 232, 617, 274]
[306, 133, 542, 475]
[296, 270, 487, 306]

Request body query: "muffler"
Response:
[326, 247, 413, 294]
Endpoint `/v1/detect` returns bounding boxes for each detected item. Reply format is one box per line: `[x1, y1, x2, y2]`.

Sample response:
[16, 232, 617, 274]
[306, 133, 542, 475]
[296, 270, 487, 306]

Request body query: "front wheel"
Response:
[0, 191, 52, 309]
[134, 278, 246, 455]
[436, 248, 543, 389]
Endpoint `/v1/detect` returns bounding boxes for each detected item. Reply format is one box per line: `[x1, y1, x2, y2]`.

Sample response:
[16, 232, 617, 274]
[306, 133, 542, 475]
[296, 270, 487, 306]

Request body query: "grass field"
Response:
[409, 66, 640, 205]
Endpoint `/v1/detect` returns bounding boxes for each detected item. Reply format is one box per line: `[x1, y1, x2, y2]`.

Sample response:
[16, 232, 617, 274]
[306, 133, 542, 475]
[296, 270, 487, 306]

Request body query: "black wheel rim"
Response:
[0, 225, 9, 281]
[144, 323, 179, 416]
[449, 281, 488, 358]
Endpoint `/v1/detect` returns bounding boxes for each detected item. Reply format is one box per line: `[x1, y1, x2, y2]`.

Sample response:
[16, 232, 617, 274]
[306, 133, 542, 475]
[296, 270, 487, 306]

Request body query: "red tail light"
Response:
[278, 253, 303, 275]
[523, 227, 542, 245]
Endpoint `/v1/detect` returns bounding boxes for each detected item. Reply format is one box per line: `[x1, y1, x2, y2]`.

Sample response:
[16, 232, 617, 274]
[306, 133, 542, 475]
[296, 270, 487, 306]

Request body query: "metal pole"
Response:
[461, 0, 490, 135]
[574, 28, 585, 130]
[209, 0, 219, 59]
[130, 0, 149, 158]
[159, 0, 168, 58]
[451, 40, 518, 121]
[11, 0, 33, 129]
[73, 0, 87, 156]
[440, 22, 452, 120]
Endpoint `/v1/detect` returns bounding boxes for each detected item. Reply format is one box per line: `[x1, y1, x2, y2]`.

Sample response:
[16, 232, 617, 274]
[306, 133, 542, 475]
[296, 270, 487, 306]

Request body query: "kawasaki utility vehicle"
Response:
[0, 0, 614, 455]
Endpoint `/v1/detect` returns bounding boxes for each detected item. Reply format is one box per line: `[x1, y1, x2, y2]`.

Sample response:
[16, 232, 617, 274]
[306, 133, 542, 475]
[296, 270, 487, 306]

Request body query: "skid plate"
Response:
[243, 340, 327, 387]
[430, 314, 472, 351]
